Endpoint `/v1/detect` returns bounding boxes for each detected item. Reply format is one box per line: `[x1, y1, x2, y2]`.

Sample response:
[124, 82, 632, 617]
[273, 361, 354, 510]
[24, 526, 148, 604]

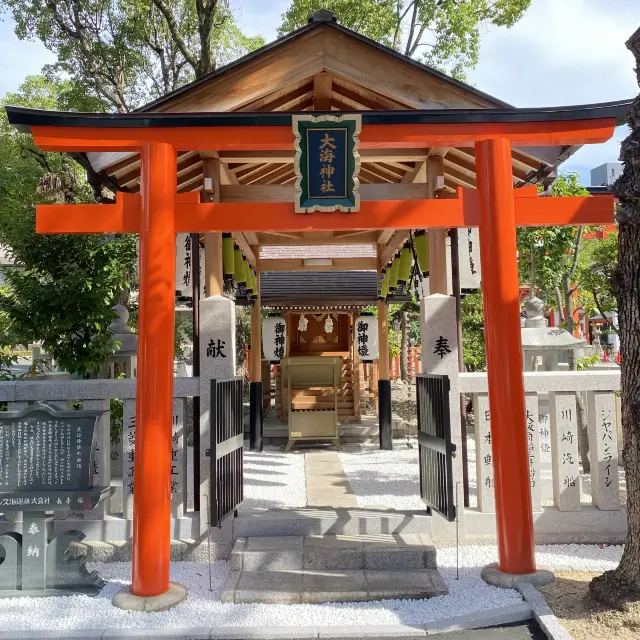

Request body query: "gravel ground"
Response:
[539, 570, 640, 640]
[0, 544, 622, 632]
[340, 441, 426, 510]
[240, 445, 307, 510]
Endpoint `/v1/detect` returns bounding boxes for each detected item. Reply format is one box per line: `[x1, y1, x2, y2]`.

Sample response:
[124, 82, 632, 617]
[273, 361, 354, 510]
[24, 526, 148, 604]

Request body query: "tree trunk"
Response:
[591, 25, 640, 604]
[400, 310, 409, 382]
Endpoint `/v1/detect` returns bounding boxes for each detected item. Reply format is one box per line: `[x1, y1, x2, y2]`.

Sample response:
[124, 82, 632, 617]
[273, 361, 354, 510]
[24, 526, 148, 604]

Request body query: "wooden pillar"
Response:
[132, 142, 176, 597]
[249, 245, 263, 451]
[377, 246, 392, 448]
[202, 157, 223, 297]
[377, 300, 389, 381]
[427, 155, 448, 294]
[476, 137, 535, 575]
[250, 246, 261, 383]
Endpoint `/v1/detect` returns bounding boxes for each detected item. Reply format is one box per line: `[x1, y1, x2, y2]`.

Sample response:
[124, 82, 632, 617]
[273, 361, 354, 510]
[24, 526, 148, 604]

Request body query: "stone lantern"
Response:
[521, 297, 585, 371]
[103, 304, 138, 378]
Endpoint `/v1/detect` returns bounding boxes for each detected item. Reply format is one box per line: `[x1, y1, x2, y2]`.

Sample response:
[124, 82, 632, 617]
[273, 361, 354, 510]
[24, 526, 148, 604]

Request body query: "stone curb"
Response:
[0, 601, 534, 640]
[518, 583, 574, 640]
[423, 601, 533, 634]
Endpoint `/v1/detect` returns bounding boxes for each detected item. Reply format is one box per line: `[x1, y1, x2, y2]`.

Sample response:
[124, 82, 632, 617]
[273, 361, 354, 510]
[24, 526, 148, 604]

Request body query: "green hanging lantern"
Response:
[377, 268, 386, 301]
[414, 230, 430, 277]
[222, 233, 234, 277]
[243, 256, 254, 295]
[234, 247, 246, 286]
[389, 253, 401, 293]
[398, 243, 412, 286]
[381, 268, 390, 301]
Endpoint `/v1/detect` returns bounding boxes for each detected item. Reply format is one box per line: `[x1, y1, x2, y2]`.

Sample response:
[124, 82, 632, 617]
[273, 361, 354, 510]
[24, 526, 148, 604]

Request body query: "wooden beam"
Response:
[219, 148, 431, 164]
[260, 257, 377, 271]
[250, 244, 261, 383]
[313, 73, 332, 110]
[218, 182, 428, 203]
[379, 230, 408, 265]
[232, 232, 257, 268]
[401, 160, 426, 184]
[257, 231, 381, 245]
[427, 155, 448, 294]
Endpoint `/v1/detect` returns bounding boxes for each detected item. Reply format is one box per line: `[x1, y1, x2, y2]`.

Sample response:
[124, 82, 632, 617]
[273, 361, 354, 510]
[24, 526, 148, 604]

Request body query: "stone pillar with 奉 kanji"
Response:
[420, 293, 464, 536]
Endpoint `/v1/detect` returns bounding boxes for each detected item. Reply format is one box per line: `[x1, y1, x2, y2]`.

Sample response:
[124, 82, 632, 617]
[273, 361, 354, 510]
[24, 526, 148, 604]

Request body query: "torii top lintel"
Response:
[4, 100, 629, 234]
[6, 101, 629, 151]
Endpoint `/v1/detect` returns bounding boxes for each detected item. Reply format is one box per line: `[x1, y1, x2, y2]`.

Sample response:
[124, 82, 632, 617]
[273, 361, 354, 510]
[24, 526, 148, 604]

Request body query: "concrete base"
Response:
[112, 582, 187, 612]
[481, 563, 555, 589]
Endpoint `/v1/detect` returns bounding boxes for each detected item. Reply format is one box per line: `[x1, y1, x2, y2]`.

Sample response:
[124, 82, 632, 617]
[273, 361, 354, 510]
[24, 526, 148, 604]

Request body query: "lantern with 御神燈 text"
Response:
[263, 315, 287, 362]
[354, 312, 378, 362]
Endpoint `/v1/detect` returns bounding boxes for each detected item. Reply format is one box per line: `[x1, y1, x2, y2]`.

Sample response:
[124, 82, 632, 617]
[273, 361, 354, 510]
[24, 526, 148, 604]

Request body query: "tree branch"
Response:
[592, 289, 619, 334]
[151, 0, 199, 72]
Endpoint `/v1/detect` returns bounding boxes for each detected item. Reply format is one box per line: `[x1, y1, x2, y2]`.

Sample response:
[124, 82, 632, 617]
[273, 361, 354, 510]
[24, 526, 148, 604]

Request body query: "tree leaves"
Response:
[1, 0, 265, 111]
[0, 76, 137, 376]
[278, 0, 531, 80]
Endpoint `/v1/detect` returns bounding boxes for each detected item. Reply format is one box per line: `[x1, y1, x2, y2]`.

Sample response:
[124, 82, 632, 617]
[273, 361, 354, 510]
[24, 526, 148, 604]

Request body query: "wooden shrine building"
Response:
[5, 9, 629, 609]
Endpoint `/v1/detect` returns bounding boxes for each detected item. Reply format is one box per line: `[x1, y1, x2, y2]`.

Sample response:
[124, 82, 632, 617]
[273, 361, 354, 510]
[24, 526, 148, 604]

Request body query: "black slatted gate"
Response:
[210, 377, 244, 527]
[417, 374, 457, 522]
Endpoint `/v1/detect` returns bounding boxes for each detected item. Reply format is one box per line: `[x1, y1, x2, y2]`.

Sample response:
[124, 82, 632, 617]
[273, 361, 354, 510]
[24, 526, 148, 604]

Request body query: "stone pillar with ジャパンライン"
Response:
[476, 137, 536, 575]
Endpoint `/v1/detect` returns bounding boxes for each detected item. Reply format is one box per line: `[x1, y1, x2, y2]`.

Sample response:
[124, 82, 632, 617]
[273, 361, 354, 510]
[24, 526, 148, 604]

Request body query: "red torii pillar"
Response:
[131, 142, 177, 597]
[476, 138, 537, 577]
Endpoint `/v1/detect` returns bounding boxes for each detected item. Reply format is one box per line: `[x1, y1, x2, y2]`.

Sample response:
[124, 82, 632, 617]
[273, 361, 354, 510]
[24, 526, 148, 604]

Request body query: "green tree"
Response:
[590, 26, 640, 606]
[279, 0, 531, 79]
[1, 0, 265, 111]
[460, 289, 485, 371]
[0, 76, 137, 376]
[578, 229, 618, 333]
[389, 299, 419, 381]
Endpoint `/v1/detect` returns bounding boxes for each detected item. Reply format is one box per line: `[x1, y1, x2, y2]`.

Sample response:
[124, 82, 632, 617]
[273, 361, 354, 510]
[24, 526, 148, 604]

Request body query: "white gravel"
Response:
[339, 442, 424, 510]
[0, 543, 622, 631]
[239, 445, 307, 510]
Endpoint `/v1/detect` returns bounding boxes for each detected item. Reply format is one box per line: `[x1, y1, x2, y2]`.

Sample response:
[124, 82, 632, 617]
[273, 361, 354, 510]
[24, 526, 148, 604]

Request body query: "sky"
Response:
[1, 0, 638, 185]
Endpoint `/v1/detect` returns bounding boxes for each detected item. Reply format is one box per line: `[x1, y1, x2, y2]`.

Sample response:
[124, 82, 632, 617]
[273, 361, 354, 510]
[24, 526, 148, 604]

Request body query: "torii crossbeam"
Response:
[4, 102, 626, 601]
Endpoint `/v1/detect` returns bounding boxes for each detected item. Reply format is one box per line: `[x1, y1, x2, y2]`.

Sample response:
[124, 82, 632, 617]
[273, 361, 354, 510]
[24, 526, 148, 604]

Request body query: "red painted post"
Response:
[476, 137, 536, 575]
[132, 142, 177, 596]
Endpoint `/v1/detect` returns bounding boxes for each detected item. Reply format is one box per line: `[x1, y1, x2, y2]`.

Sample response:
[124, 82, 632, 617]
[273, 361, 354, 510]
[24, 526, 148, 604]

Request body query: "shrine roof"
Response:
[5, 100, 632, 133]
[237, 270, 410, 307]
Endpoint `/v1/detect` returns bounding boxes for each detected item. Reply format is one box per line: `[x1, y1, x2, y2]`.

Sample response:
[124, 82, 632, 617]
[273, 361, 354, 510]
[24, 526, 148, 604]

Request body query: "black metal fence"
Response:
[210, 377, 244, 527]
[416, 374, 456, 522]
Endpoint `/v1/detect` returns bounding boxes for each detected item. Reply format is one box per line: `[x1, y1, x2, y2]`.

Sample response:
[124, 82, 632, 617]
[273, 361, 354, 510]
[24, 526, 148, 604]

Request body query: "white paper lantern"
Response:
[262, 315, 287, 362]
[354, 313, 378, 362]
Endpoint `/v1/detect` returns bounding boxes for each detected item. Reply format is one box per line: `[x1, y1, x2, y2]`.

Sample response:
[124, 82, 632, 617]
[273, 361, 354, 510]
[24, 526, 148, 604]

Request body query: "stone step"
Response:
[233, 507, 430, 537]
[230, 534, 437, 572]
[222, 568, 448, 604]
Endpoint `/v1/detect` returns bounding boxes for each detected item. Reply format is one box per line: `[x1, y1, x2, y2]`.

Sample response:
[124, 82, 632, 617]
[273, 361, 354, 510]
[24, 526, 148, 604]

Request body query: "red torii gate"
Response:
[5, 103, 625, 602]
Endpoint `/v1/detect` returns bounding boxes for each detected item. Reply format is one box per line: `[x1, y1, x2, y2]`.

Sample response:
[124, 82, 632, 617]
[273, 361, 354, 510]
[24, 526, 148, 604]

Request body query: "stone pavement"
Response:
[305, 451, 358, 507]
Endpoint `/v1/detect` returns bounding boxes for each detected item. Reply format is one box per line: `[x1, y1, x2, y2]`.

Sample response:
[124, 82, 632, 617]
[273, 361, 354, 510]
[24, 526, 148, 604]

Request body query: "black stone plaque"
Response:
[0, 402, 111, 597]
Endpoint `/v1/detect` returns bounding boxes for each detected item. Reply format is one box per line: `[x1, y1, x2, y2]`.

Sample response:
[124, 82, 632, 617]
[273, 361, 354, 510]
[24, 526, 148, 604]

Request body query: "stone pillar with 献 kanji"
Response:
[587, 391, 620, 510]
[199, 295, 236, 534]
[420, 293, 464, 536]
